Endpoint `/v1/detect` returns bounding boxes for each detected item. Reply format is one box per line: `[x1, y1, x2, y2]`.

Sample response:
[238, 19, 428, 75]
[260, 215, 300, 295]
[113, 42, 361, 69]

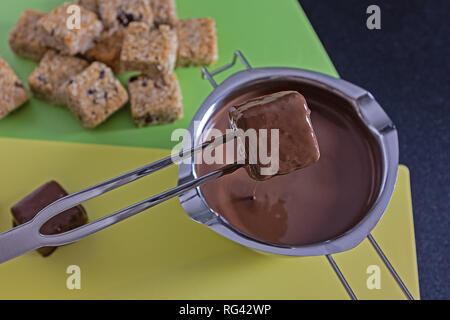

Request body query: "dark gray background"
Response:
[299, 0, 449, 299]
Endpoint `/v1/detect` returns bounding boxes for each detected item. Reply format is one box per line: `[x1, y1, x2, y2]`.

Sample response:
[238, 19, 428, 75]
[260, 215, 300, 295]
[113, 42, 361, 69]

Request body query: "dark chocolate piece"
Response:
[11, 181, 88, 257]
[229, 91, 320, 181]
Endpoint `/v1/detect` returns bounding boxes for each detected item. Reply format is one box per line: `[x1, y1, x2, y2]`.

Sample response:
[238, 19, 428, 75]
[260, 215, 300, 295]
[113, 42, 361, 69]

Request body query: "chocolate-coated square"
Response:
[229, 91, 320, 181]
[11, 181, 88, 257]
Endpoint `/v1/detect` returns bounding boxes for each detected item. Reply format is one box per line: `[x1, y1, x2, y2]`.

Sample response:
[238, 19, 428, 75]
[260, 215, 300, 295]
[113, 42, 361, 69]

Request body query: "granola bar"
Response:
[128, 73, 183, 126]
[9, 10, 48, 62]
[0, 56, 29, 119]
[85, 31, 124, 74]
[176, 18, 218, 67]
[65, 62, 129, 128]
[120, 22, 177, 77]
[28, 50, 89, 106]
[98, 0, 153, 32]
[151, 0, 178, 27]
[37, 3, 103, 55]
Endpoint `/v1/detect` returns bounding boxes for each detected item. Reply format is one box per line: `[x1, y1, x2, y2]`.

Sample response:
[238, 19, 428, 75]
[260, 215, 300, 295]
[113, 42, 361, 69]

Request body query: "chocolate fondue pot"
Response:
[179, 51, 398, 256]
[178, 52, 412, 299]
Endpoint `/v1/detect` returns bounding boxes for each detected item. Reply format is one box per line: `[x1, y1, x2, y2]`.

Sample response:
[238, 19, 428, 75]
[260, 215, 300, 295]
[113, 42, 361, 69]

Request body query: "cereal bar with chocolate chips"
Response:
[9, 10, 48, 62]
[98, 0, 153, 32]
[85, 31, 124, 74]
[128, 73, 183, 127]
[28, 50, 89, 106]
[37, 3, 103, 55]
[151, 0, 178, 27]
[120, 22, 177, 77]
[65, 62, 128, 128]
[176, 18, 218, 67]
[0, 56, 29, 119]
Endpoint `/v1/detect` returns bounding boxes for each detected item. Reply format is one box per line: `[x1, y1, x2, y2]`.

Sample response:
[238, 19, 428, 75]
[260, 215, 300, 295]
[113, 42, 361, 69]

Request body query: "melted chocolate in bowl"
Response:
[196, 81, 382, 246]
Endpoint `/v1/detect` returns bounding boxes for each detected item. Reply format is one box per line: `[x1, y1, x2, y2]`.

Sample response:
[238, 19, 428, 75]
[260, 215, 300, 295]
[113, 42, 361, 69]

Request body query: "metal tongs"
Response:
[0, 133, 238, 264]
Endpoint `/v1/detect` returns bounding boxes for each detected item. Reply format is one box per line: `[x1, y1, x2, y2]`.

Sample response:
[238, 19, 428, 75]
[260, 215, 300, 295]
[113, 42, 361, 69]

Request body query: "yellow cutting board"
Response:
[0, 138, 419, 299]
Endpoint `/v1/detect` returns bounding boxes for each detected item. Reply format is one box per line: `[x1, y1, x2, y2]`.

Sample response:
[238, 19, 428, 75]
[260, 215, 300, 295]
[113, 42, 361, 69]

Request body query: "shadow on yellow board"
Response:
[0, 138, 419, 300]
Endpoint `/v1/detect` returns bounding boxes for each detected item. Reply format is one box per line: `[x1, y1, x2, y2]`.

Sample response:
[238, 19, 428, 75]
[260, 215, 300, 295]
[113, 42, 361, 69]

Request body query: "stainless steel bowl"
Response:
[178, 52, 399, 257]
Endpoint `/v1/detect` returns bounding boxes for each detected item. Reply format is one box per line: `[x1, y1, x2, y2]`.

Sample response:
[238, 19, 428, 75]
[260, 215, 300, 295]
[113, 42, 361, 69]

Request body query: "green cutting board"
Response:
[0, 0, 338, 150]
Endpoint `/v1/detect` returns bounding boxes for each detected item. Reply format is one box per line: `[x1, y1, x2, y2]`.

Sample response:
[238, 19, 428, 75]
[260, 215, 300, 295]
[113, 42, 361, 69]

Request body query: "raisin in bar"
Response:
[151, 0, 178, 27]
[9, 10, 48, 62]
[128, 73, 183, 127]
[176, 18, 218, 67]
[85, 31, 124, 74]
[37, 3, 103, 55]
[0, 56, 28, 120]
[121, 22, 177, 77]
[98, 0, 153, 32]
[28, 51, 89, 106]
[65, 62, 129, 128]
[229, 91, 320, 181]
[11, 180, 88, 257]
[75, 0, 99, 15]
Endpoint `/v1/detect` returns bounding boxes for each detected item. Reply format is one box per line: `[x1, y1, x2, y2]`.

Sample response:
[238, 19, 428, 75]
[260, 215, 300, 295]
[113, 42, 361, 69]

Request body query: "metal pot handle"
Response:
[327, 234, 415, 300]
[201, 50, 252, 88]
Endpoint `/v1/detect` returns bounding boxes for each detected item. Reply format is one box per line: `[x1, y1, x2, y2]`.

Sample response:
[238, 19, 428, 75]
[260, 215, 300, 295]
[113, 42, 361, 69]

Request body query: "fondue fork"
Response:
[0, 133, 238, 264]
